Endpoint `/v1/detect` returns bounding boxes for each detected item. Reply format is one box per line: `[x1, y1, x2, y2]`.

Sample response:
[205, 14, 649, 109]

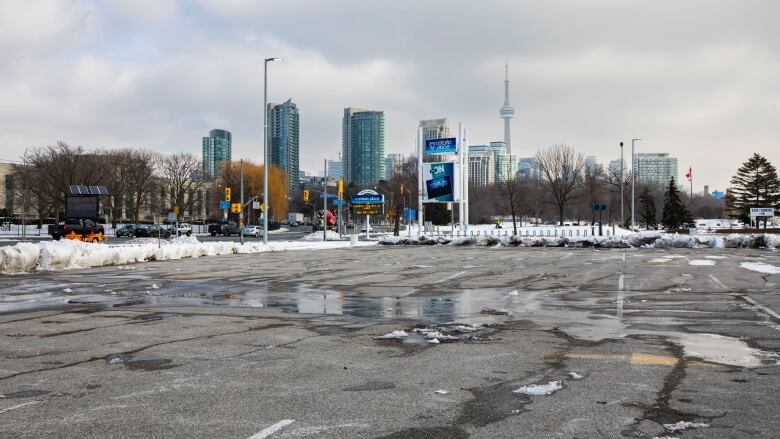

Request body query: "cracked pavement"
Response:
[1, 246, 779, 438]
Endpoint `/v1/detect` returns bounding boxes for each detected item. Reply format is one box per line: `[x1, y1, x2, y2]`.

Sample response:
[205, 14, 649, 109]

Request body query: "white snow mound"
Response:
[513, 380, 563, 396]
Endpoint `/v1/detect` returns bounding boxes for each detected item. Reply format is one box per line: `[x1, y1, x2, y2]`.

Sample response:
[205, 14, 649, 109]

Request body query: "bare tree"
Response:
[536, 144, 586, 226]
[158, 153, 203, 221]
[495, 174, 527, 235]
[126, 150, 158, 224]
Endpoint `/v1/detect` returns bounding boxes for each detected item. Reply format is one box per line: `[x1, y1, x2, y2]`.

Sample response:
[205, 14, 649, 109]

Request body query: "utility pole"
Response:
[417, 126, 424, 236]
[240, 158, 244, 245]
[263, 57, 280, 244]
[631, 138, 642, 230]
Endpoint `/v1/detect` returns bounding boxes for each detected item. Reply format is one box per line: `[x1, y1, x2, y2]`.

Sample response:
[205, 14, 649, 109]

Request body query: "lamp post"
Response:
[619, 141, 624, 227]
[263, 57, 281, 244]
[631, 138, 642, 230]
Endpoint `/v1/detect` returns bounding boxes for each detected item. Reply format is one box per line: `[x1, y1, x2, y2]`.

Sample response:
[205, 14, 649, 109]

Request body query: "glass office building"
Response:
[202, 129, 232, 179]
[269, 99, 300, 194]
[342, 108, 385, 185]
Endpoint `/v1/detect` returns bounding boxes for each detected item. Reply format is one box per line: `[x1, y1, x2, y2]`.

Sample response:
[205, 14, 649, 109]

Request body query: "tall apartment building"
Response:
[202, 129, 232, 179]
[326, 159, 342, 181]
[342, 108, 385, 185]
[269, 99, 300, 194]
[384, 153, 405, 180]
[468, 150, 495, 187]
[633, 153, 679, 185]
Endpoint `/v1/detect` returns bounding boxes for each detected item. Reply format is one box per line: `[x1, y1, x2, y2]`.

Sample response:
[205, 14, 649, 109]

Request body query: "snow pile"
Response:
[663, 421, 709, 432]
[0, 236, 374, 274]
[413, 328, 459, 342]
[373, 330, 409, 339]
[512, 380, 563, 396]
[741, 261, 780, 275]
[379, 231, 779, 249]
[568, 371, 585, 380]
[688, 260, 716, 266]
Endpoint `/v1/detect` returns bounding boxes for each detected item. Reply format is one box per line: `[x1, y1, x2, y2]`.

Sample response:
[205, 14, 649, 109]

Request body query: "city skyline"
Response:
[0, 1, 778, 190]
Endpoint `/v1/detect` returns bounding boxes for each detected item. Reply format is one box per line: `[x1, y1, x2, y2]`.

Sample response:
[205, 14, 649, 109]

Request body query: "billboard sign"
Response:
[423, 161, 458, 202]
[750, 207, 775, 217]
[424, 137, 457, 155]
[351, 194, 384, 204]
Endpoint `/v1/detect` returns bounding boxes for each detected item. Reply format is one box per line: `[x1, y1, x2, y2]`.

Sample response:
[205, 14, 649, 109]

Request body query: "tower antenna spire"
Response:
[500, 62, 514, 154]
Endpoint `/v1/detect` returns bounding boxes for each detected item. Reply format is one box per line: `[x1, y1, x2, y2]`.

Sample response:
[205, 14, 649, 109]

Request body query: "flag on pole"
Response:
[685, 167, 692, 181]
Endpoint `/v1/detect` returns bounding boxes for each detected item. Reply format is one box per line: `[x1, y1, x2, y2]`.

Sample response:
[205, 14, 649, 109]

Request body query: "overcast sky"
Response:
[1, 0, 778, 190]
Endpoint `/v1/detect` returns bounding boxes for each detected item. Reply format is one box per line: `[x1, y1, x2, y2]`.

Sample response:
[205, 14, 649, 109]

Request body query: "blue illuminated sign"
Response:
[351, 194, 384, 204]
[425, 137, 457, 155]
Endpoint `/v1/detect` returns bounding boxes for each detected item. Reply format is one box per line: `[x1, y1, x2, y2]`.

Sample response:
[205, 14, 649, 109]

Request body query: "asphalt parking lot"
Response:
[1, 246, 779, 438]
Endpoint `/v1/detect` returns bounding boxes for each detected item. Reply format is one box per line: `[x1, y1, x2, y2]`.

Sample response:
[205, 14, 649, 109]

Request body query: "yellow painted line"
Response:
[544, 352, 714, 367]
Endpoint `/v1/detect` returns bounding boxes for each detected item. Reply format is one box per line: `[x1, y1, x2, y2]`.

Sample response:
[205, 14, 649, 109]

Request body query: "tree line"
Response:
[8, 142, 288, 226]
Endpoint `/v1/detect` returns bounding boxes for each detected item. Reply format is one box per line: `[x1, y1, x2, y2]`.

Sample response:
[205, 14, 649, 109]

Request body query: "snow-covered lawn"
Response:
[0, 236, 374, 274]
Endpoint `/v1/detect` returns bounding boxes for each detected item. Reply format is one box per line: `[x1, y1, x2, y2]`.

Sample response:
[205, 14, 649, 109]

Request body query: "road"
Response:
[0, 231, 310, 244]
[1, 246, 779, 438]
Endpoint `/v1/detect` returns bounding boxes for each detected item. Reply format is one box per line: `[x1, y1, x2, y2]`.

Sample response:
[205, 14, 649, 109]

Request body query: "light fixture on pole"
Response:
[630, 138, 642, 230]
[619, 141, 624, 227]
[263, 57, 281, 244]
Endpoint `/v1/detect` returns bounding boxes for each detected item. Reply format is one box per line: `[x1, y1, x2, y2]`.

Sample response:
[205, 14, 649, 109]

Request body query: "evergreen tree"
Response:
[728, 153, 780, 222]
[638, 187, 657, 229]
[661, 177, 692, 230]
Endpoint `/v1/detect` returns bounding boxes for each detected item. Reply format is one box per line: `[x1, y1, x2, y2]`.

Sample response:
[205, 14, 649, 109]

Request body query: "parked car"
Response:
[242, 225, 262, 237]
[360, 224, 374, 233]
[115, 224, 136, 237]
[208, 220, 240, 236]
[48, 219, 105, 240]
[134, 224, 171, 238]
[167, 222, 192, 236]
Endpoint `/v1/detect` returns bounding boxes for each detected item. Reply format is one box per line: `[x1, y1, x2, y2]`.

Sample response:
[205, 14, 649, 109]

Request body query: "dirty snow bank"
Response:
[0, 236, 374, 274]
[380, 232, 780, 249]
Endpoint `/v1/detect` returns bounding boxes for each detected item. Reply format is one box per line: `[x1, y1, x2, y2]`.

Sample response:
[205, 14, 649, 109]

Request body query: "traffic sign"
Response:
[351, 194, 384, 204]
[320, 193, 337, 198]
[354, 204, 382, 215]
[219, 200, 230, 209]
[252, 201, 260, 210]
[167, 212, 177, 221]
[750, 207, 775, 217]
[404, 208, 416, 221]
[592, 204, 607, 211]
[332, 199, 345, 206]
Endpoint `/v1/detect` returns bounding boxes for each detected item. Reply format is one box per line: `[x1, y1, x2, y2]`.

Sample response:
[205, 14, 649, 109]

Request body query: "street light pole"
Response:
[263, 57, 281, 244]
[619, 141, 624, 227]
[631, 138, 641, 230]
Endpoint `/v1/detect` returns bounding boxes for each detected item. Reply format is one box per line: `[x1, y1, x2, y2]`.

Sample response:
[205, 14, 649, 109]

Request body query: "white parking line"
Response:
[741, 296, 780, 321]
[248, 419, 295, 439]
[434, 271, 466, 284]
[398, 289, 418, 298]
[0, 400, 41, 415]
[708, 274, 728, 290]
[618, 274, 625, 291]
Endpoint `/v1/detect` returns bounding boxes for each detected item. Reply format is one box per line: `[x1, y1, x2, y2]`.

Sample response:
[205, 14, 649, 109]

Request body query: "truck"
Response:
[208, 220, 240, 236]
[48, 218, 105, 241]
[287, 213, 304, 226]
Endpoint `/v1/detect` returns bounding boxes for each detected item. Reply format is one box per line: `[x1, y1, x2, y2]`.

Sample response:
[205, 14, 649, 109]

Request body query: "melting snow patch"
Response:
[689, 259, 716, 266]
[568, 371, 585, 380]
[652, 437, 679, 439]
[374, 330, 409, 339]
[668, 287, 692, 293]
[428, 338, 440, 344]
[513, 380, 562, 396]
[62, 288, 73, 293]
[664, 421, 709, 432]
[741, 262, 780, 275]
[435, 389, 449, 395]
[151, 284, 160, 289]
[706, 255, 727, 259]
[650, 258, 672, 263]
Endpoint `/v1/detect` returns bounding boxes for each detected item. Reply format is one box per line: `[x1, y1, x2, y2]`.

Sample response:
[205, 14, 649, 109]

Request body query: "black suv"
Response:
[115, 224, 136, 237]
[134, 224, 171, 238]
[208, 220, 240, 236]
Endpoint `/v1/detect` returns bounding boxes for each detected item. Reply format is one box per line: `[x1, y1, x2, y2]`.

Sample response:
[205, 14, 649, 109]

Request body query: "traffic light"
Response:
[224, 187, 231, 202]
[303, 190, 310, 202]
[338, 179, 344, 198]
[400, 184, 405, 196]
[230, 203, 241, 213]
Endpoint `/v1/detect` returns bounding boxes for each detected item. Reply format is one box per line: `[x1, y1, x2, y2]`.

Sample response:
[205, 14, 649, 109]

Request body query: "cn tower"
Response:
[499, 62, 514, 154]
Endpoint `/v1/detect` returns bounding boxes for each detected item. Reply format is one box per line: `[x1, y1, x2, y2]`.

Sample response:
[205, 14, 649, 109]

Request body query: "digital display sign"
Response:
[422, 161, 457, 202]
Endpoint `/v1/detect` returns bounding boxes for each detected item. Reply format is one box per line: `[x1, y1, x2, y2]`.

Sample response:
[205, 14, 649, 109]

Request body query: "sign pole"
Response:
[463, 127, 469, 228]
[417, 126, 423, 236]
[458, 122, 464, 232]
[240, 159, 244, 245]
[323, 159, 328, 241]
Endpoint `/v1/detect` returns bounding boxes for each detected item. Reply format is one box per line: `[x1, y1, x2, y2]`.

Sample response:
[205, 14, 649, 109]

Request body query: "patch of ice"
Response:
[373, 330, 409, 339]
[505, 290, 519, 296]
[664, 421, 709, 432]
[512, 380, 562, 396]
[434, 389, 449, 395]
[62, 288, 73, 293]
[740, 262, 780, 275]
[650, 258, 672, 263]
[688, 259, 716, 266]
